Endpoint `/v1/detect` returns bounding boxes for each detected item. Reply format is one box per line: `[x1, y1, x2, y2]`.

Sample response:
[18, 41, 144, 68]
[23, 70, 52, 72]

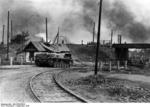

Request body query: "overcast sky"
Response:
[0, 0, 150, 44]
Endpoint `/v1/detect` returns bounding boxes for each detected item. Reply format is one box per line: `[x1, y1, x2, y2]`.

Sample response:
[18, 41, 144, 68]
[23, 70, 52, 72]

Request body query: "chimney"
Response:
[7, 11, 10, 59]
[103, 40, 105, 45]
[81, 40, 83, 45]
[111, 29, 113, 44]
[10, 20, 13, 43]
[62, 40, 64, 44]
[46, 17, 48, 43]
[118, 34, 122, 44]
[57, 27, 60, 44]
[120, 35, 122, 44]
[2, 25, 5, 45]
[93, 22, 95, 42]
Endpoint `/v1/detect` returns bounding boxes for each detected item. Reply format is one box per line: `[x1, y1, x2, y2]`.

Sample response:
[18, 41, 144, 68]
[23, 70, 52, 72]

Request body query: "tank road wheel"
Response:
[48, 60, 53, 67]
[59, 61, 63, 68]
[67, 63, 70, 68]
[54, 62, 58, 68]
[54, 61, 60, 68]
[58, 62, 61, 68]
[65, 63, 68, 68]
[68, 62, 71, 68]
[64, 63, 67, 68]
[63, 62, 66, 68]
[59, 62, 61, 68]
[64, 62, 69, 68]
[60, 61, 64, 68]
[35, 60, 40, 66]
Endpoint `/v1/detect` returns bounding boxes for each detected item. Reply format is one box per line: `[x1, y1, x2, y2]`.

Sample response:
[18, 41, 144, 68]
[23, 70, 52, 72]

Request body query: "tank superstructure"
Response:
[35, 52, 73, 68]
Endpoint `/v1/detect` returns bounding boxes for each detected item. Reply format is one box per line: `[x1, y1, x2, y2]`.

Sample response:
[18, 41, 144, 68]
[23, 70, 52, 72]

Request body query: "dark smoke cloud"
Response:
[0, 0, 100, 43]
[0, 0, 51, 42]
[103, 1, 150, 42]
[9, 1, 48, 35]
[78, 0, 98, 32]
[79, 0, 150, 42]
[0, 0, 150, 43]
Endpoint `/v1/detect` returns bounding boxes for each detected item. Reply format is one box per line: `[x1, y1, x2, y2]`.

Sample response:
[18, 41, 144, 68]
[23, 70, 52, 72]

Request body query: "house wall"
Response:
[16, 52, 30, 63]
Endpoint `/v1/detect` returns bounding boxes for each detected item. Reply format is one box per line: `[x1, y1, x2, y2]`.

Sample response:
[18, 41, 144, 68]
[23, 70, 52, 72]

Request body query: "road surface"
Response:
[0, 65, 53, 103]
[31, 71, 81, 102]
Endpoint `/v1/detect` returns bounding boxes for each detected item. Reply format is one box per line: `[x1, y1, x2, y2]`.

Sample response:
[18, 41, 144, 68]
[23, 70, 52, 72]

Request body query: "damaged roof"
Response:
[23, 41, 46, 52]
[50, 44, 70, 52]
[20, 41, 70, 53]
[32, 42, 46, 52]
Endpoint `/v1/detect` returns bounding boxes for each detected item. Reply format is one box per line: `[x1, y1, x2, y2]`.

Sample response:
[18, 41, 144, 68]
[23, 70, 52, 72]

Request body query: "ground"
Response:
[1, 65, 150, 103]
[31, 71, 81, 102]
[56, 68, 150, 102]
[0, 65, 55, 103]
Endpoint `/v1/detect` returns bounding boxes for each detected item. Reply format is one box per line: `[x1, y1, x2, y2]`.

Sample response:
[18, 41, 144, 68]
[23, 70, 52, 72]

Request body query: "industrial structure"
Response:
[112, 43, 150, 61]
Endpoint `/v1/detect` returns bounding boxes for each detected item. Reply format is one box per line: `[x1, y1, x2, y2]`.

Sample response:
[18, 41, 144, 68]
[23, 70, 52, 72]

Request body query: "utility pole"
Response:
[120, 35, 122, 44]
[10, 20, 13, 43]
[46, 17, 48, 43]
[7, 11, 10, 60]
[118, 34, 122, 44]
[2, 25, 5, 45]
[93, 22, 95, 43]
[94, 0, 103, 75]
[57, 27, 59, 44]
[111, 29, 113, 45]
[81, 40, 84, 45]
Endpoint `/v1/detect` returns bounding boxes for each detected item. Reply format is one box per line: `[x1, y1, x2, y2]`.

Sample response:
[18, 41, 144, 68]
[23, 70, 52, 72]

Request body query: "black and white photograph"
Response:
[1, 0, 150, 104]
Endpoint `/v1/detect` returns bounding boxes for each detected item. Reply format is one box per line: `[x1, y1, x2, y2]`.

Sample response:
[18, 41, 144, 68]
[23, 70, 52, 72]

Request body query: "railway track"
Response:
[30, 71, 84, 103]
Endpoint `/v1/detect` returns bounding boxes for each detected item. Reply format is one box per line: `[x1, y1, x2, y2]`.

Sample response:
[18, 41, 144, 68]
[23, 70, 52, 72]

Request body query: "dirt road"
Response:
[0, 65, 54, 103]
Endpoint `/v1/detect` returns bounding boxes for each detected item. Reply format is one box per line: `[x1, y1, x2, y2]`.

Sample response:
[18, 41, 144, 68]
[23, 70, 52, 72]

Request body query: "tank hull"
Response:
[35, 53, 73, 68]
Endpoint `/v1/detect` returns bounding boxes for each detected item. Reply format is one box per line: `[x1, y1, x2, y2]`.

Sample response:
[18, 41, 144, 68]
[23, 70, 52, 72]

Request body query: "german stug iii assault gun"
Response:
[35, 28, 73, 68]
[35, 52, 73, 68]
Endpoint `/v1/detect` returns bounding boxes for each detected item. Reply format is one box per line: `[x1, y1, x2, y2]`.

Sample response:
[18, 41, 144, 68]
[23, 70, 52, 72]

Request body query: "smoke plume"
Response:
[103, 1, 150, 43]
[0, 0, 150, 44]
